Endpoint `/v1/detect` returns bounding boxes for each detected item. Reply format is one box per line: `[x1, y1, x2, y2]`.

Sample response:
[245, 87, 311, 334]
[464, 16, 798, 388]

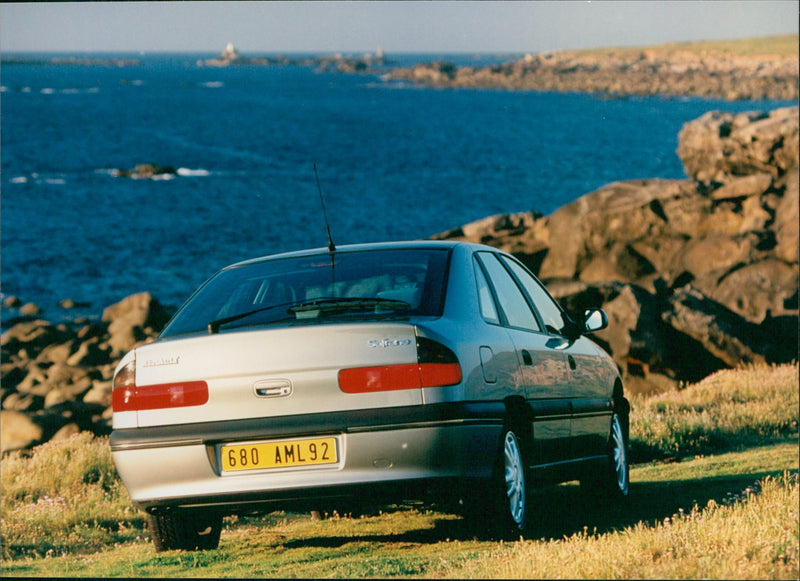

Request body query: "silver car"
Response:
[110, 241, 628, 550]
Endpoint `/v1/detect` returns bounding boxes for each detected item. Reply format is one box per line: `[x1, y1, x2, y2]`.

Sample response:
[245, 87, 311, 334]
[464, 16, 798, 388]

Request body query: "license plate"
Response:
[220, 437, 338, 473]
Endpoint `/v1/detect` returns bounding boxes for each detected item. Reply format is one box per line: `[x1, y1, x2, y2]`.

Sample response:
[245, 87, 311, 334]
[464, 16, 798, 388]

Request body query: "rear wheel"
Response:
[583, 400, 629, 500]
[147, 510, 222, 551]
[458, 427, 528, 539]
[499, 429, 528, 534]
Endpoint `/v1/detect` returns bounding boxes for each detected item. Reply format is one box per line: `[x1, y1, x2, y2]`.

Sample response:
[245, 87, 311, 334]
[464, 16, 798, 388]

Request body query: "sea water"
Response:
[1, 53, 793, 322]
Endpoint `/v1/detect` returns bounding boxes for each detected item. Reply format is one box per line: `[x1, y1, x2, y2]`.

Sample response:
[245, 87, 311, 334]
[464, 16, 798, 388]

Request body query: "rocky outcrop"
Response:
[198, 43, 389, 73]
[434, 106, 799, 394]
[390, 37, 799, 101]
[112, 164, 177, 179]
[1, 293, 169, 453]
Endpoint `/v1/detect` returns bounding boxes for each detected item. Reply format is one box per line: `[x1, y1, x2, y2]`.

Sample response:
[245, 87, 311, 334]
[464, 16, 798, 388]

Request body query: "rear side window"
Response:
[161, 248, 450, 337]
[474, 258, 500, 325]
[500, 256, 566, 335]
[476, 252, 541, 332]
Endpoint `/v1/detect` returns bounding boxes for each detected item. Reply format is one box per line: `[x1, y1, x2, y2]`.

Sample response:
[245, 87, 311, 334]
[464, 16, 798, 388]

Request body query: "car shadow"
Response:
[280, 469, 785, 548]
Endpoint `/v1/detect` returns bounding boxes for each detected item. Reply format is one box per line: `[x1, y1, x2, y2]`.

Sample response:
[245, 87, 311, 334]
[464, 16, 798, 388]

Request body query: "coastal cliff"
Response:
[390, 35, 799, 101]
[1, 107, 798, 453]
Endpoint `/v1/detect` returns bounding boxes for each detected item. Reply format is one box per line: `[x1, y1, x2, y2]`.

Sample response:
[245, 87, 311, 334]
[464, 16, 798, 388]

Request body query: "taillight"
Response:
[338, 337, 462, 394]
[112, 360, 209, 412]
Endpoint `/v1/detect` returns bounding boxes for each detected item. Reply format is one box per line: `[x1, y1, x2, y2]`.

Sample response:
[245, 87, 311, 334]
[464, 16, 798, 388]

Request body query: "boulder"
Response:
[663, 286, 767, 367]
[678, 108, 799, 182]
[710, 173, 773, 200]
[102, 292, 170, 354]
[113, 164, 177, 179]
[1, 320, 70, 358]
[1, 410, 43, 453]
[774, 168, 799, 263]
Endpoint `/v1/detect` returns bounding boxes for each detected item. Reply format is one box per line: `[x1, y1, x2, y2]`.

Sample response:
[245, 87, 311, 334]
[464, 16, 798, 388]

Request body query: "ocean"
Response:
[1, 53, 793, 324]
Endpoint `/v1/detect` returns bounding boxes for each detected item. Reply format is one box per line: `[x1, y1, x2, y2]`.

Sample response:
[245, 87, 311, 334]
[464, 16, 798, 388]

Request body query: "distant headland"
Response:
[389, 35, 799, 101]
[4, 35, 797, 101]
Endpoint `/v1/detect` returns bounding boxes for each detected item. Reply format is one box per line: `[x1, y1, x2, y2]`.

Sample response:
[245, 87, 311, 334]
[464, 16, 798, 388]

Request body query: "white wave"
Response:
[150, 173, 176, 181]
[0, 86, 6, 93]
[41, 88, 55, 94]
[176, 168, 211, 177]
[10, 176, 28, 184]
[44, 178, 66, 185]
[201, 81, 224, 88]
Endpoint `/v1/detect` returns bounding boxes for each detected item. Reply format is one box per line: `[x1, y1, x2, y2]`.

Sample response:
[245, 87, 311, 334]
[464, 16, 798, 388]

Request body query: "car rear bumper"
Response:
[110, 403, 504, 512]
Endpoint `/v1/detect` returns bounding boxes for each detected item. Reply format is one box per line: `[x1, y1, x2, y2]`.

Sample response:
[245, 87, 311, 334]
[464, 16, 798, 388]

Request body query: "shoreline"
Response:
[3, 35, 797, 101]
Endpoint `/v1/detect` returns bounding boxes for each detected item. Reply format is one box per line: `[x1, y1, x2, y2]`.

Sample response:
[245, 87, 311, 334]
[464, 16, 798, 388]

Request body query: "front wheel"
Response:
[608, 411, 630, 498]
[147, 510, 222, 551]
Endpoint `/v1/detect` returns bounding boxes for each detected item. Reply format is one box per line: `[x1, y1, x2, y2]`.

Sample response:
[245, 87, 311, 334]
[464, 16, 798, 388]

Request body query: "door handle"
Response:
[568, 355, 577, 370]
[521, 349, 533, 365]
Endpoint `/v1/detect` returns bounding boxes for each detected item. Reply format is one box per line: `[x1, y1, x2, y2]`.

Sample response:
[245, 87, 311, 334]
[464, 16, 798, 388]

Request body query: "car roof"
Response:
[224, 240, 486, 270]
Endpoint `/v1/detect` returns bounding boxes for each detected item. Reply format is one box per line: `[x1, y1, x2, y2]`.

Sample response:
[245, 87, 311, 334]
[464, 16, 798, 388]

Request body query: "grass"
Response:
[1, 363, 798, 578]
[629, 364, 799, 462]
[577, 34, 799, 58]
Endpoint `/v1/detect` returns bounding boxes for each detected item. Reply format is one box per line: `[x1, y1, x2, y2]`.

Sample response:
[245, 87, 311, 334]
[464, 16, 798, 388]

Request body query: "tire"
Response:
[608, 409, 630, 498]
[147, 510, 222, 552]
[458, 428, 528, 539]
[583, 400, 630, 500]
[498, 429, 528, 535]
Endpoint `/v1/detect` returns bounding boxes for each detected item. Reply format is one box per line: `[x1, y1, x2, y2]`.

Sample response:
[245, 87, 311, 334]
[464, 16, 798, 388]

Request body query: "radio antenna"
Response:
[314, 163, 336, 253]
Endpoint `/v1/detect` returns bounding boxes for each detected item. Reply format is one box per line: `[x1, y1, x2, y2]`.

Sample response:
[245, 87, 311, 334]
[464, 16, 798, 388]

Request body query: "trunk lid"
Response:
[131, 322, 421, 428]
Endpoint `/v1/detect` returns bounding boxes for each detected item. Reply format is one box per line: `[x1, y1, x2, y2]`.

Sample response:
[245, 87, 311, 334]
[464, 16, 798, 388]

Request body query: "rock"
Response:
[16, 364, 50, 396]
[66, 338, 111, 367]
[3, 296, 22, 308]
[662, 286, 767, 367]
[82, 380, 113, 407]
[50, 422, 81, 442]
[1, 320, 70, 358]
[707, 259, 798, 323]
[113, 164, 177, 179]
[709, 173, 773, 200]
[774, 169, 799, 263]
[35, 340, 76, 365]
[102, 292, 170, 330]
[57, 299, 89, 309]
[678, 108, 799, 182]
[1, 410, 43, 453]
[102, 292, 171, 354]
[390, 41, 799, 101]
[19, 303, 42, 316]
[1, 392, 44, 413]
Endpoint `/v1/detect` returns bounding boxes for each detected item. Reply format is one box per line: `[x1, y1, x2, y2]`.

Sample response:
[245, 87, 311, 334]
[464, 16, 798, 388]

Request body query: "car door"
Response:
[475, 252, 572, 466]
[499, 255, 612, 461]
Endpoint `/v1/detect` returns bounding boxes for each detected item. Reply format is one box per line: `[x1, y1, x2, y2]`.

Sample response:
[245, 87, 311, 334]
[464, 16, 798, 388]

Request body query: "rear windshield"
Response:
[161, 248, 451, 337]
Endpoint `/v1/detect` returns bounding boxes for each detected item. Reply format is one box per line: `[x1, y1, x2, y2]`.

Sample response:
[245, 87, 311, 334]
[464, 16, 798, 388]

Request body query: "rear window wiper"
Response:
[207, 301, 299, 334]
[207, 297, 412, 334]
[287, 297, 411, 315]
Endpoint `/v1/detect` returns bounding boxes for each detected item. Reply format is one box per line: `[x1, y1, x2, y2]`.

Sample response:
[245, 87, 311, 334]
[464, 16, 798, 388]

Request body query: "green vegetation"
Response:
[2, 363, 798, 578]
[629, 363, 799, 462]
[580, 34, 799, 58]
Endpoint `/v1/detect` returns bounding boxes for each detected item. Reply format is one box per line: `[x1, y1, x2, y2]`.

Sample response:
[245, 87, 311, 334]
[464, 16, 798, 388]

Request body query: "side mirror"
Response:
[584, 308, 608, 333]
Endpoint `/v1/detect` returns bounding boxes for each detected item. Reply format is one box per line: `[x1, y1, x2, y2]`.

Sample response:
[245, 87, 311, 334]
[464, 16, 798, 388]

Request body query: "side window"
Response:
[477, 253, 541, 332]
[473, 259, 500, 325]
[501, 256, 565, 334]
